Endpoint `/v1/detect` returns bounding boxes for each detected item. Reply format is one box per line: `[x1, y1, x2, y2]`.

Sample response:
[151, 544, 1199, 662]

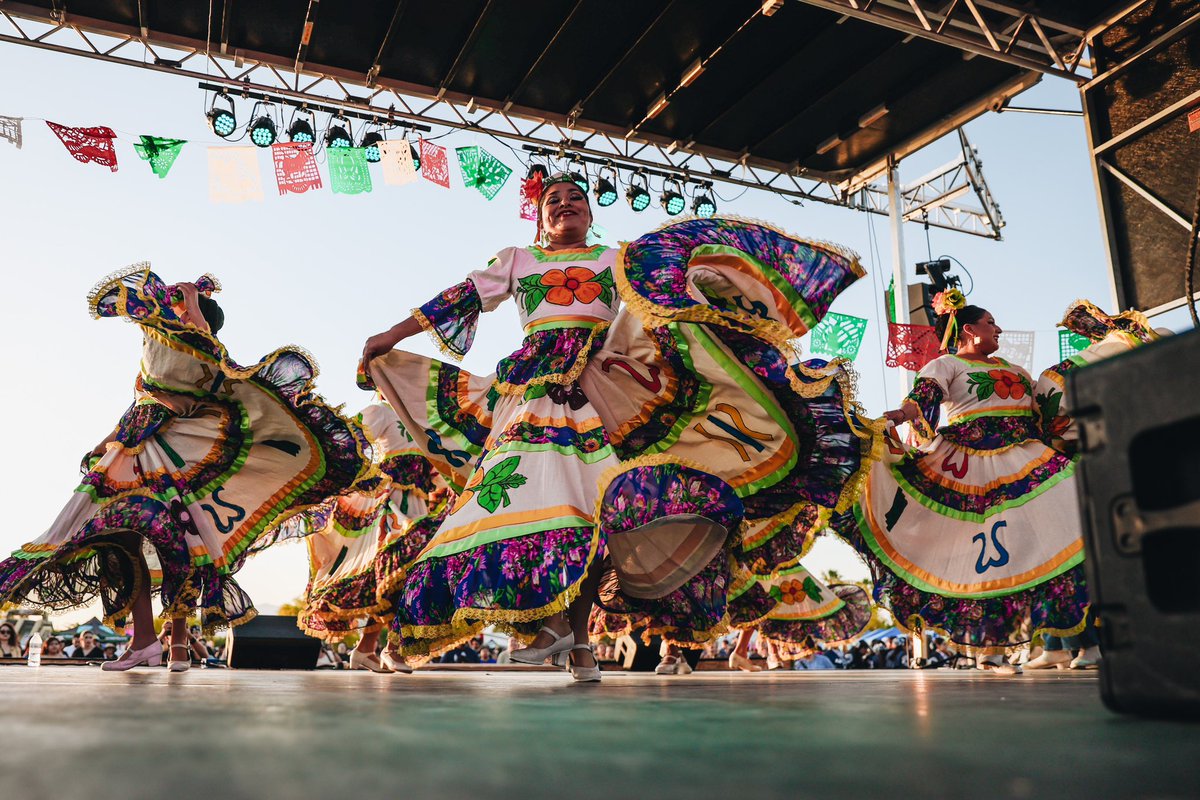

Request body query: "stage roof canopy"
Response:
[2, 1, 1138, 184]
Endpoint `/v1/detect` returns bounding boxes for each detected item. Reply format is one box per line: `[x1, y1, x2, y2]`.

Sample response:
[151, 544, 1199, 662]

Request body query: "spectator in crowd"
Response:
[849, 642, 873, 669]
[102, 644, 117, 661]
[0, 623, 22, 658]
[159, 621, 209, 663]
[440, 636, 484, 664]
[336, 642, 350, 664]
[922, 637, 956, 669]
[795, 646, 836, 670]
[64, 634, 81, 657]
[43, 637, 67, 659]
[478, 647, 495, 664]
[884, 637, 909, 669]
[73, 631, 105, 660]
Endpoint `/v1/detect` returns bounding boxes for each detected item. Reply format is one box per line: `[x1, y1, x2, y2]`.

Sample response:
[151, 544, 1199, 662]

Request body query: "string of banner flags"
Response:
[0, 114, 1091, 368]
[0, 114, 522, 206]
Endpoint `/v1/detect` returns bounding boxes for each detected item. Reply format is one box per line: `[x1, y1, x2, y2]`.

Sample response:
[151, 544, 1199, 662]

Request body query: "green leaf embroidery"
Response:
[1038, 388, 1062, 421]
[802, 577, 823, 602]
[475, 455, 528, 514]
[516, 273, 549, 315]
[965, 371, 997, 402]
[592, 267, 616, 307]
[768, 585, 783, 602]
[523, 384, 549, 403]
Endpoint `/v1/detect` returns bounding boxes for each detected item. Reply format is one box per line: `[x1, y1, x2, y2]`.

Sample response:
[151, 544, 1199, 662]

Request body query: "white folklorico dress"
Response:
[838, 352, 1089, 650]
[366, 220, 880, 661]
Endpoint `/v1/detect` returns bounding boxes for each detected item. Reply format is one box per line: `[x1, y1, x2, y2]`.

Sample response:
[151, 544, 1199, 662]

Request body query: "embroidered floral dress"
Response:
[366, 220, 879, 660]
[0, 265, 372, 630]
[1035, 300, 1160, 451]
[838, 353, 1088, 650]
[276, 403, 450, 641]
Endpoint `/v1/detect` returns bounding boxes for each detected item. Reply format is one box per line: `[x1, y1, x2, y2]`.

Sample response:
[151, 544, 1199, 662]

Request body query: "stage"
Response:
[3, 666, 1197, 799]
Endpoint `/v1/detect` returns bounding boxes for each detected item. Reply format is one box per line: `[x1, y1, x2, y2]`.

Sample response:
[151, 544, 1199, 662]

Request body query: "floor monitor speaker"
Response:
[227, 615, 321, 670]
[1071, 329, 1200, 717]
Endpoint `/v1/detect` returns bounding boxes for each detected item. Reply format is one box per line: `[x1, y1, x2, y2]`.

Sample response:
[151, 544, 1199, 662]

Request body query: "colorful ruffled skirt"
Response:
[370, 220, 879, 660]
[835, 422, 1088, 651]
[0, 267, 371, 630]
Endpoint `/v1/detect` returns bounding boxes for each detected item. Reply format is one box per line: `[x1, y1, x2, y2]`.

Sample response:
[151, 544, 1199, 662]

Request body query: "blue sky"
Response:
[2, 41, 1182, 623]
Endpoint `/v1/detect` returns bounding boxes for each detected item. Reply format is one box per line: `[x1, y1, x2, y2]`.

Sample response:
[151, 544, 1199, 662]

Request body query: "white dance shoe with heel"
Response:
[567, 644, 602, 683]
[101, 640, 163, 671]
[510, 626, 573, 665]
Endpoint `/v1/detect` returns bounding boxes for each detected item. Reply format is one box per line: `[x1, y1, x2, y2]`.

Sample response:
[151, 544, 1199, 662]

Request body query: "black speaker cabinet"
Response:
[1070, 328, 1200, 717]
[227, 615, 321, 670]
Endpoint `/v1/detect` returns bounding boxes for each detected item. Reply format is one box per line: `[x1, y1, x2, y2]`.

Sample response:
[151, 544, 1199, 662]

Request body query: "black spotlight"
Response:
[660, 178, 686, 216]
[569, 161, 588, 191]
[361, 132, 384, 163]
[325, 118, 352, 149]
[626, 173, 651, 212]
[593, 166, 619, 207]
[288, 112, 316, 144]
[248, 103, 276, 148]
[410, 142, 421, 170]
[526, 163, 549, 181]
[206, 93, 237, 138]
[692, 187, 717, 218]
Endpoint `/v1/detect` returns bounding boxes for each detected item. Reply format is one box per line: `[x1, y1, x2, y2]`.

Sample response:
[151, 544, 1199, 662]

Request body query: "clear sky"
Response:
[1, 40, 1187, 625]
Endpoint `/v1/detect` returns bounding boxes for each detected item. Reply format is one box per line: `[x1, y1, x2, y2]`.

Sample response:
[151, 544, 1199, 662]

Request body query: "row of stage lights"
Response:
[525, 163, 717, 217]
[206, 94, 420, 167]
[207, 92, 716, 216]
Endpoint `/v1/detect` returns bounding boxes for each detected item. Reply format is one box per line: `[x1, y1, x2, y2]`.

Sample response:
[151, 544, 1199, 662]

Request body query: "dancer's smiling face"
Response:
[540, 182, 592, 246]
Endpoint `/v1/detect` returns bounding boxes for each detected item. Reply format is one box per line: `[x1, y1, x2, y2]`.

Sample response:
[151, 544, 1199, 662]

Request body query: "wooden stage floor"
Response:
[2, 665, 1197, 799]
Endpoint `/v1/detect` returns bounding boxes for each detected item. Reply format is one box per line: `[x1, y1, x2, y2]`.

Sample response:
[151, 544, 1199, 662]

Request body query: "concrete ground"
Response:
[3, 665, 1198, 800]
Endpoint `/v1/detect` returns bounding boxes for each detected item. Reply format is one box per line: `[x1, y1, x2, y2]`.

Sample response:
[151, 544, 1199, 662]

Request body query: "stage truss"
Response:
[0, 2, 1011, 239]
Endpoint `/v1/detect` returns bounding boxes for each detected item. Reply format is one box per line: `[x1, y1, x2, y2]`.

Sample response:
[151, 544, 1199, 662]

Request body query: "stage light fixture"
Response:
[526, 164, 549, 181]
[361, 132, 384, 162]
[593, 166, 619, 207]
[288, 111, 316, 144]
[567, 159, 588, 191]
[248, 104, 277, 148]
[410, 142, 421, 170]
[206, 94, 236, 139]
[325, 119, 352, 149]
[692, 188, 717, 218]
[626, 173, 651, 212]
[660, 178, 686, 216]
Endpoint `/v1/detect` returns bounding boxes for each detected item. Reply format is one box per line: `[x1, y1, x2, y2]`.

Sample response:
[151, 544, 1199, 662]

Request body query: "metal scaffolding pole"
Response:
[887, 158, 913, 396]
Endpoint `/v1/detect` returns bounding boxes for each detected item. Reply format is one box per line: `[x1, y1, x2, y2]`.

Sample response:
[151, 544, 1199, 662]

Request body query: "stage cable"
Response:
[1186, 168, 1200, 329]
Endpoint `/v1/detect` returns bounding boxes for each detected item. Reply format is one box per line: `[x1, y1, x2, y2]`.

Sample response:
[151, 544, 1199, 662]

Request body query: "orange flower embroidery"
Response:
[539, 267, 604, 306]
[988, 369, 1026, 400]
[779, 580, 806, 605]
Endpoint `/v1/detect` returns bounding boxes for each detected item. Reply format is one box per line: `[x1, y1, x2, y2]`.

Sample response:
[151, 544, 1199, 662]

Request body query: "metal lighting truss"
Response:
[0, 1, 1007, 238]
[848, 129, 1004, 239]
[793, 0, 1152, 83]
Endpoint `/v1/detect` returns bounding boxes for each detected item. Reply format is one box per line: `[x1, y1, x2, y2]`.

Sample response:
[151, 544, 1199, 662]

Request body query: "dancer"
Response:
[280, 401, 449, 674]
[0, 265, 371, 672]
[1024, 300, 1163, 671]
[362, 174, 878, 681]
[837, 292, 1088, 672]
[595, 501, 873, 674]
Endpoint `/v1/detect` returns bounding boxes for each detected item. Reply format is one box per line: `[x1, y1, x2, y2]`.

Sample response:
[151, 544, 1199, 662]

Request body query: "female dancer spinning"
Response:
[0, 265, 371, 671]
[838, 293, 1089, 671]
[362, 175, 878, 680]
[279, 402, 448, 673]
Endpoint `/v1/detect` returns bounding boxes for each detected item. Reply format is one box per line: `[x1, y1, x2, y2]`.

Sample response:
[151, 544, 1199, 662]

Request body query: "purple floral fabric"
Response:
[417, 280, 483, 358]
[393, 526, 596, 656]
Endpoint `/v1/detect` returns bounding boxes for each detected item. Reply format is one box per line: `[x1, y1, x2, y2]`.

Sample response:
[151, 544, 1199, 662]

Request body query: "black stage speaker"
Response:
[1084, 0, 1200, 312]
[227, 615, 321, 670]
[1070, 329, 1200, 717]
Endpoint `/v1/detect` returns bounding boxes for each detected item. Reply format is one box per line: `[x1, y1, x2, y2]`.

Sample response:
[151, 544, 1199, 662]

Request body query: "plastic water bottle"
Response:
[26, 632, 43, 668]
